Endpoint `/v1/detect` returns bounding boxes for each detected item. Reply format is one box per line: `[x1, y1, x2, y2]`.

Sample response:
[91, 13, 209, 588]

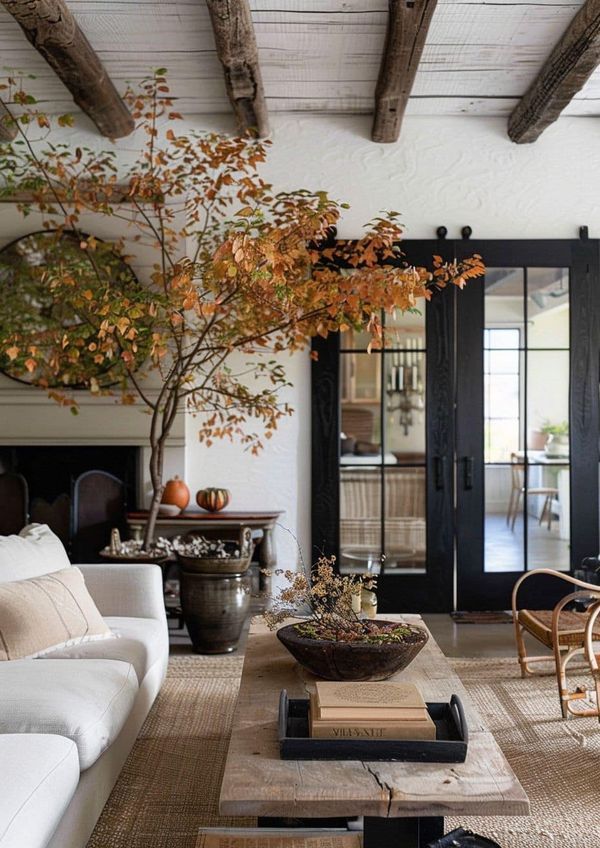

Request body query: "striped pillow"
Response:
[0, 567, 112, 661]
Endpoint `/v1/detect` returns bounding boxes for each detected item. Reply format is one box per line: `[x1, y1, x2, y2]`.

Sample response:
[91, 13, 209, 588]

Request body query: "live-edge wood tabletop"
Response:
[219, 615, 530, 820]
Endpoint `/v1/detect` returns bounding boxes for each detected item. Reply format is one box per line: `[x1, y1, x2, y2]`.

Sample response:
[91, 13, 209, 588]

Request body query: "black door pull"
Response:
[463, 456, 474, 490]
[433, 456, 446, 491]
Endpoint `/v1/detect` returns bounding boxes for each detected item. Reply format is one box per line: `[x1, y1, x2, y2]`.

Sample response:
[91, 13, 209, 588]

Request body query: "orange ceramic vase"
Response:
[196, 487, 231, 513]
[161, 476, 190, 511]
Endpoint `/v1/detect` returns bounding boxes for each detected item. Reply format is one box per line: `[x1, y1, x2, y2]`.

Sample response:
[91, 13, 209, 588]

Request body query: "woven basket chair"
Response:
[512, 568, 600, 718]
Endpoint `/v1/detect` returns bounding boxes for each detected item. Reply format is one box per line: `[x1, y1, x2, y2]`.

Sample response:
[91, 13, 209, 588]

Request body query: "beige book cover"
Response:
[315, 681, 427, 719]
[196, 829, 362, 848]
[309, 693, 436, 740]
[311, 717, 436, 741]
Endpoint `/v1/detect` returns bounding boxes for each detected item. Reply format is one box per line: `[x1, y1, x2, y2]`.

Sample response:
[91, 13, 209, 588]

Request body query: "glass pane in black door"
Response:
[339, 347, 383, 576]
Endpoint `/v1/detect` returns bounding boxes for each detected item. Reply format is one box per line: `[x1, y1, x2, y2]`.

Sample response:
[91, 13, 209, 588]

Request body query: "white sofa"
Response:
[0, 552, 169, 848]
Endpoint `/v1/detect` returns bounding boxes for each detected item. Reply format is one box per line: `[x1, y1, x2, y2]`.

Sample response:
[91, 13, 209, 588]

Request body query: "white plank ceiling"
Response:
[0, 0, 598, 119]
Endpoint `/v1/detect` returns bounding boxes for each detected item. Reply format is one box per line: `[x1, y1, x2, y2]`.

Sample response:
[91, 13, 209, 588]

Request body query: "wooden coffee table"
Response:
[219, 616, 529, 848]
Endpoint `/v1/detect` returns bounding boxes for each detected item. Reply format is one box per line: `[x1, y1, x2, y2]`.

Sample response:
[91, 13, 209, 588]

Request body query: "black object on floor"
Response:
[427, 827, 502, 847]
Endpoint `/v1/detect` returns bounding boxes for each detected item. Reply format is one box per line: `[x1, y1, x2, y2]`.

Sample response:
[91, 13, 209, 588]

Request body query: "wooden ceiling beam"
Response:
[372, 0, 438, 144]
[206, 0, 269, 138]
[1, 0, 134, 139]
[509, 0, 600, 144]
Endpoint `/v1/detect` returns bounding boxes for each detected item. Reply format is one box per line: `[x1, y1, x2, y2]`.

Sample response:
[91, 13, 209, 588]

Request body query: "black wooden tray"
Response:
[278, 690, 468, 762]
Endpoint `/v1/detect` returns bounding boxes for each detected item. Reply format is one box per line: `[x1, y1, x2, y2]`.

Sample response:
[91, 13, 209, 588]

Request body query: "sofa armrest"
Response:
[76, 563, 166, 622]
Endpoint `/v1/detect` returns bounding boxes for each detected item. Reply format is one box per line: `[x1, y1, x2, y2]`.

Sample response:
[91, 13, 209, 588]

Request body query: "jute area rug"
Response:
[88, 654, 600, 848]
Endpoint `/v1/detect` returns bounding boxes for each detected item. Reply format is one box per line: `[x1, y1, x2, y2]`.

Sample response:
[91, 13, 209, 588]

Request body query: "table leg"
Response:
[258, 523, 276, 593]
[129, 522, 143, 542]
[257, 816, 444, 848]
[363, 816, 444, 848]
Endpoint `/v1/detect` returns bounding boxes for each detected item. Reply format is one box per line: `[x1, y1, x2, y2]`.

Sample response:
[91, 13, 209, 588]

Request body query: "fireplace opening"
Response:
[0, 445, 141, 561]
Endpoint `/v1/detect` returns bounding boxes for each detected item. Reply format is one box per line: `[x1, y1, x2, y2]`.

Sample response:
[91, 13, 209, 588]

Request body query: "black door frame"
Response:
[455, 238, 600, 610]
[311, 237, 600, 612]
[311, 238, 455, 613]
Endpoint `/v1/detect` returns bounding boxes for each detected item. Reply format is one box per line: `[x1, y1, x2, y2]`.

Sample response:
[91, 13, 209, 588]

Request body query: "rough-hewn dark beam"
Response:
[0, 101, 17, 141]
[206, 0, 269, 138]
[372, 0, 438, 143]
[509, 0, 600, 144]
[1, 0, 134, 138]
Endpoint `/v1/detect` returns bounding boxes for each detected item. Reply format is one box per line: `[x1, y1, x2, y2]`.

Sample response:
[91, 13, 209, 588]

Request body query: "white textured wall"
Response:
[249, 114, 600, 240]
[4, 113, 600, 570]
[187, 113, 600, 570]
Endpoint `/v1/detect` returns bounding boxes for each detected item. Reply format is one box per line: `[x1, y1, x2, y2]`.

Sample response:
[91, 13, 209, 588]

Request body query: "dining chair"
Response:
[512, 568, 600, 718]
[506, 452, 559, 531]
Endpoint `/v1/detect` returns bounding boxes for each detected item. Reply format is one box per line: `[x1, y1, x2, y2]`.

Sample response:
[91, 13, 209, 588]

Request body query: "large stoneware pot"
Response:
[276, 619, 428, 681]
[180, 569, 251, 654]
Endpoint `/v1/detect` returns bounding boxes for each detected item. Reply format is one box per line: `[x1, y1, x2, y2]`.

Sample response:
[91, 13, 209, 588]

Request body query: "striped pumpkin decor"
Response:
[196, 487, 231, 512]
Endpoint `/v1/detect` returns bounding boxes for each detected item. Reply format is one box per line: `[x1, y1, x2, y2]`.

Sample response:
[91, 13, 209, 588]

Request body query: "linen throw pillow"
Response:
[0, 523, 71, 583]
[0, 566, 112, 661]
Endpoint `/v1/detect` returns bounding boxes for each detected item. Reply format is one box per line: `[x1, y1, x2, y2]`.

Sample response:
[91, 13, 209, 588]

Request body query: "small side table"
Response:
[126, 510, 284, 592]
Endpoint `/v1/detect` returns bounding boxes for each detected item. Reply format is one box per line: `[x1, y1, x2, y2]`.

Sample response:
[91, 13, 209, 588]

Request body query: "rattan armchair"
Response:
[512, 568, 600, 718]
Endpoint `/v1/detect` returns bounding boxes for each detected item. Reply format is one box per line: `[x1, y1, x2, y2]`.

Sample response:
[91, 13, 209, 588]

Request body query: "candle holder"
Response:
[386, 337, 425, 436]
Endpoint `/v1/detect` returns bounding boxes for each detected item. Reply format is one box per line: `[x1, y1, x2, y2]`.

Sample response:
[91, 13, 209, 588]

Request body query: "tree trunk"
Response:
[143, 436, 166, 550]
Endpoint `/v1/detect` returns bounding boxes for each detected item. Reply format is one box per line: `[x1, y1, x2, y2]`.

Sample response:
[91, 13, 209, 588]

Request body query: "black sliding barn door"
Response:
[311, 238, 600, 613]
[455, 239, 600, 610]
[312, 240, 455, 613]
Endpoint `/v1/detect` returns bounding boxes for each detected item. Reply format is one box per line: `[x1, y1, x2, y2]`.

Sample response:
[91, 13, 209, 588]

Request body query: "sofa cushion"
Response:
[0, 658, 138, 769]
[0, 566, 112, 661]
[0, 524, 70, 583]
[46, 616, 168, 683]
[0, 734, 79, 848]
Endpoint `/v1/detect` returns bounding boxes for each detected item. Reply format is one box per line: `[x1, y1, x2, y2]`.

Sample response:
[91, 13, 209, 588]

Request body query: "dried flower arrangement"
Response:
[264, 556, 414, 645]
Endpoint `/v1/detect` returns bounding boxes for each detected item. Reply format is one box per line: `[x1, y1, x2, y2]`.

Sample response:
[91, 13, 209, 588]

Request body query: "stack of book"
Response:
[309, 680, 436, 740]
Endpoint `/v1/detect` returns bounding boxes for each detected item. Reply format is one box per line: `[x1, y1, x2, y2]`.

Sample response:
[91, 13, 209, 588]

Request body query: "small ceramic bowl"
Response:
[158, 503, 182, 517]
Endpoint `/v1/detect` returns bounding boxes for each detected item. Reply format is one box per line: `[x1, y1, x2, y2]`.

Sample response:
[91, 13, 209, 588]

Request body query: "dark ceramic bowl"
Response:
[99, 551, 169, 565]
[276, 619, 428, 681]
[175, 551, 251, 575]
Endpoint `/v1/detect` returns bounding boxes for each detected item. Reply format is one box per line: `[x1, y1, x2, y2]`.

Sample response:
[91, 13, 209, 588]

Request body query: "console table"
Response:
[126, 510, 283, 590]
[219, 616, 529, 848]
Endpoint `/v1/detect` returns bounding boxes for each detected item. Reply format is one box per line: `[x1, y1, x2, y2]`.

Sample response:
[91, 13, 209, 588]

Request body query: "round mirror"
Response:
[0, 230, 148, 389]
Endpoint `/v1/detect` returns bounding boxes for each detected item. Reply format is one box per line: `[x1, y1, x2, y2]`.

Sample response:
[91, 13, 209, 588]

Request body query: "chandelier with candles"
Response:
[386, 337, 425, 436]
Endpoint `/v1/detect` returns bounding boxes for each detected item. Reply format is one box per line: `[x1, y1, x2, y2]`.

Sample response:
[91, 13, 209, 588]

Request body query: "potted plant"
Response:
[540, 420, 569, 458]
[264, 556, 428, 681]
[173, 528, 252, 574]
[0, 71, 484, 555]
[173, 529, 253, 653]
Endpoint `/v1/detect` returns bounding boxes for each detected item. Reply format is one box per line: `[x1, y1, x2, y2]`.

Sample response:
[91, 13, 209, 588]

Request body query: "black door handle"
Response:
[433, 456, 446, 491]
[463, 456, 474, 490]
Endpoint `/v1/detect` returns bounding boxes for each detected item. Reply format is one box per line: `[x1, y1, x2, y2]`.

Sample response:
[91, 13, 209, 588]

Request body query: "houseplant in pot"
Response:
[0, 71, 484, 558]
[264, 556, 428, 681]
[173, 528, 253, 653]
[541, 420, 569, 458]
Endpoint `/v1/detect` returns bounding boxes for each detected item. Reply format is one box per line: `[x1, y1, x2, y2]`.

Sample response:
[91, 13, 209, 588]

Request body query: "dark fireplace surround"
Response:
[0, 446, 140, 561]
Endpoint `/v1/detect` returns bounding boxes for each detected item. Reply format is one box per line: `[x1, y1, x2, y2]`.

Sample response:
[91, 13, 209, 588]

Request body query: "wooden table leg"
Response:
[258, 523, 276, 593]
[363, 816, 444, 848]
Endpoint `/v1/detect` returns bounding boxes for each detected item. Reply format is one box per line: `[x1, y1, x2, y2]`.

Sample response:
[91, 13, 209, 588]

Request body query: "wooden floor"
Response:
[484, 513, 569, 573]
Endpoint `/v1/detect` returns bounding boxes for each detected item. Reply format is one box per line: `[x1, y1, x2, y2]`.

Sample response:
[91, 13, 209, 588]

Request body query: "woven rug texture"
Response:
[88, 653, 600, 848]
